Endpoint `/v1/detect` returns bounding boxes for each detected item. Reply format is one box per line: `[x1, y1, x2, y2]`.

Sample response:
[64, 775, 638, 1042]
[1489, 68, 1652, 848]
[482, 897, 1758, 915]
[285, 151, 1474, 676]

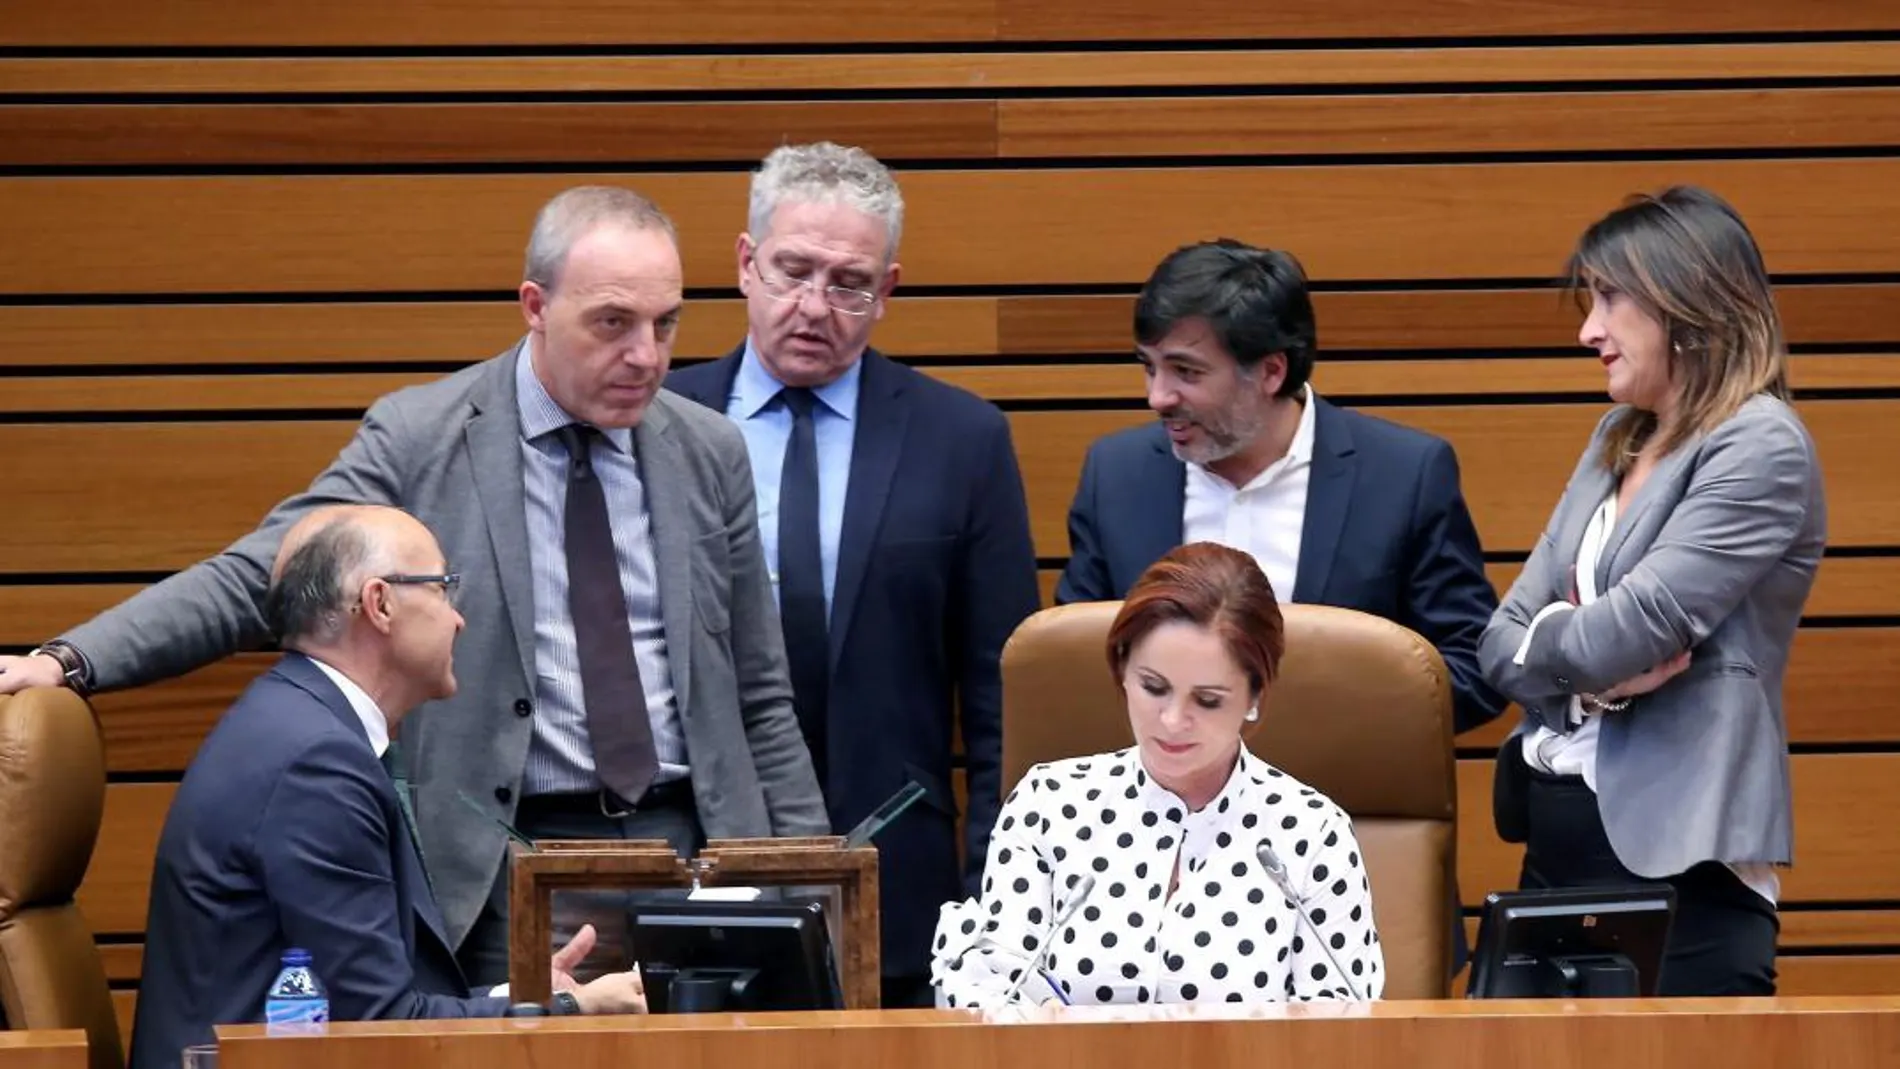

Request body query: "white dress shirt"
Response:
[307, 656, 390, 759]
[1182, 388, 1318, 602]
[930, 746, 1383, 1007]
[1514, 494, 1779, 904]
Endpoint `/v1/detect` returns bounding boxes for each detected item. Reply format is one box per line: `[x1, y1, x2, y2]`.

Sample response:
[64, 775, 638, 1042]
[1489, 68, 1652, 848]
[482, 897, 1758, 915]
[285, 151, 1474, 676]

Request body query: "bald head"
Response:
[265, 505, 438, 648]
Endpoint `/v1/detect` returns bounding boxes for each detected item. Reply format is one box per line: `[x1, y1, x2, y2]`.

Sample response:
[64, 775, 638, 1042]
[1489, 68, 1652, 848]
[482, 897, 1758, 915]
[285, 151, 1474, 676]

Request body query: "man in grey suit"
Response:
[0, 186, 830, 986]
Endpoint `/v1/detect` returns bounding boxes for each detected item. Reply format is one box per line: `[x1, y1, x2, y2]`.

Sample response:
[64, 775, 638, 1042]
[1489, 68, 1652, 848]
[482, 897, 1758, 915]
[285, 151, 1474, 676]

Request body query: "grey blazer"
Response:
[64, 343, 830, 946]
[1477, 395, 1826, 879]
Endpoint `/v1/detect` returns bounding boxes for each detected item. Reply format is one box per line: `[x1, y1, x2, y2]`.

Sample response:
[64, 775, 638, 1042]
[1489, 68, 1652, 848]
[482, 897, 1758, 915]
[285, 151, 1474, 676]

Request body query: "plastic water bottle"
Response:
[264, 948, 329, 1034]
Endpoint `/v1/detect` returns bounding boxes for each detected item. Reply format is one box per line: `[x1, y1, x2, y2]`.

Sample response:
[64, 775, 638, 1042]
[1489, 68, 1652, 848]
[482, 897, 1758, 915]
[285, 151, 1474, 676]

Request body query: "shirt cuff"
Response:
[487, 983, 509, 998]
[1511, 603, 1576, 667]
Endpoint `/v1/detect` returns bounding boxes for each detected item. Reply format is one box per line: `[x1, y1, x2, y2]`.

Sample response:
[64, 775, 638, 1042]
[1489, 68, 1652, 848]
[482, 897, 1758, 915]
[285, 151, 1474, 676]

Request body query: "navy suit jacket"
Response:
[1056, 399, 1506, 735]
[666, 348, 1041, 979]
[129, 654, 508, 1069]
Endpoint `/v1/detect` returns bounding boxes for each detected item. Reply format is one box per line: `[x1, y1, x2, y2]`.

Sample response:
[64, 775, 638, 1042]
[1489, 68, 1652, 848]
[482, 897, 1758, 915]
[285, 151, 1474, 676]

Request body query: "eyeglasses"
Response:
[380, 572, 462, 608]
[749, 261, 879, 317]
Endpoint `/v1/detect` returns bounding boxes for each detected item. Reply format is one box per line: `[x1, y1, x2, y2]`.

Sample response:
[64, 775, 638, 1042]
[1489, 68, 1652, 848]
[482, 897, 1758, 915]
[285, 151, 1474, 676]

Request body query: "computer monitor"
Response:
[1466, 885, 1677, 999]
[627, 899, 845, 1014]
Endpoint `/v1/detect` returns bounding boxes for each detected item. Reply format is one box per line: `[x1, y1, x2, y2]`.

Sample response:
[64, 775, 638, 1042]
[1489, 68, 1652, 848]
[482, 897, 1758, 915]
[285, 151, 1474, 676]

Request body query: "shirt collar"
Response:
[1138, 744, 1265, 822]
[1286, 385, 1318, 466]
[731, 336, 863, 421]
[514, 339, 635, 453]
[305, 656, 391, 758]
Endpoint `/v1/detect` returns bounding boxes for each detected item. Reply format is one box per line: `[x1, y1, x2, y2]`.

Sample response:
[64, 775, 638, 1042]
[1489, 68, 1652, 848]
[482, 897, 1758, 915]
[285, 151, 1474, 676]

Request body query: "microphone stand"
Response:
[1256, 842, 1365, 1000]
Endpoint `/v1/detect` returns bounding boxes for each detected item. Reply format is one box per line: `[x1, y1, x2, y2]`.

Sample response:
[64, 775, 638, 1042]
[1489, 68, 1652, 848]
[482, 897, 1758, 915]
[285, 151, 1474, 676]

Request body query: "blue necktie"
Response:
[777, 388, 829, 784]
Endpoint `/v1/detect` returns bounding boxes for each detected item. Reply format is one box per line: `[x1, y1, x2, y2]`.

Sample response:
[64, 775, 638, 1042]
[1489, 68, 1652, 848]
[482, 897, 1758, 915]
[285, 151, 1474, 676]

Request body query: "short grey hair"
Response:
[747, 143, 904, 262]
[264, 516, 392, 648]
[523, 185, 677, 292]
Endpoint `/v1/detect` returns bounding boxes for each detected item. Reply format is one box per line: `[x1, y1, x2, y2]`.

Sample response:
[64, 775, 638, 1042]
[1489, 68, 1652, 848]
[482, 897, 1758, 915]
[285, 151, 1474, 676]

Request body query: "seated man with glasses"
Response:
[129, 505, 648, 1069]
[666, 142, 1041, 1008]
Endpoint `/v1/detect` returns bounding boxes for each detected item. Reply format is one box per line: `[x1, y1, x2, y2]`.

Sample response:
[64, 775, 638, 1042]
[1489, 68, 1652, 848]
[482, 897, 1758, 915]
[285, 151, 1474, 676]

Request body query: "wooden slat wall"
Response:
[6, 1, 1899, 1024]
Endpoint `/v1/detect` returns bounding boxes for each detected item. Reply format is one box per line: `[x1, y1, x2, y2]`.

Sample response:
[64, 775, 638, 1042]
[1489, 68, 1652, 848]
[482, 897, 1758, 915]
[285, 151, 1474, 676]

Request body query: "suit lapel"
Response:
[1132, 426, 1188, 579]
[275, 655, 459, 974]
[635, 399, 697, 714]
[831, 352, 908, 671]
[464, 344, 538, 686]
[1292, 399, 1355, 604]
[1597, 440, 1699, 591]
[673, 347, 745, 410]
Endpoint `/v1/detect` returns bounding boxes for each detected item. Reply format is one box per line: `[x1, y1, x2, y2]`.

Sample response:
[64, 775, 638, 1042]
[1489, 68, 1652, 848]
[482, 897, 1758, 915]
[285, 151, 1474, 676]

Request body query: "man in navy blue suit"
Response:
[130, 506, 646, 1069]
[1057, 240, 1506, 736]
[666, 143, 1041, 1007]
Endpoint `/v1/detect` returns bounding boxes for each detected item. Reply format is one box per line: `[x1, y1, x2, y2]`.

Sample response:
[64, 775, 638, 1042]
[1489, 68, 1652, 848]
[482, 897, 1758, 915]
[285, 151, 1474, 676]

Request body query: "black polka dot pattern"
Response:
[930, 747, 1383, 1007]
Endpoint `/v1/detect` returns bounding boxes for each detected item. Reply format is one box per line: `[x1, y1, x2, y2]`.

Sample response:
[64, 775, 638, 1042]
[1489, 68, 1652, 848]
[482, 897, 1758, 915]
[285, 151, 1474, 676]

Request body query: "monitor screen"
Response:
[1466, 885, 1676, 999]
[627, 899, 845, 1014]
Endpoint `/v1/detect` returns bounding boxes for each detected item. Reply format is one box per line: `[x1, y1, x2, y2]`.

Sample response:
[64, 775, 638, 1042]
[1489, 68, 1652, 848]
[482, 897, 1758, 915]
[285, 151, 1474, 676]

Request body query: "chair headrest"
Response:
[0, 688, 106, 918]
[1002, 601, 1454, 819]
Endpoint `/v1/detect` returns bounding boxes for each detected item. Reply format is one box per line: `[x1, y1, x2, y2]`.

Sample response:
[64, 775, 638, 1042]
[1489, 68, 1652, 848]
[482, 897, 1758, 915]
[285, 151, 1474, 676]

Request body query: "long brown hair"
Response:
[1106, 543, 1286, 722]
[1566, 185, 1790, 474]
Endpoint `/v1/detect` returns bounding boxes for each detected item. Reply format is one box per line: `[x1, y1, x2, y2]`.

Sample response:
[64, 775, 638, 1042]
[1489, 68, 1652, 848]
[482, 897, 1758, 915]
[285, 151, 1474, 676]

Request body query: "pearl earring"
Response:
[1244, 706, 1260, 723]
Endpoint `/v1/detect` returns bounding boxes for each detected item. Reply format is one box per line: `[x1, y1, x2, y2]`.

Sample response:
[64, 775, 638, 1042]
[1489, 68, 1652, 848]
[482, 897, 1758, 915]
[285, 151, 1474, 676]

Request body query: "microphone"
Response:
[998, 873, 1098, 1005]
[1256, 841, 1365, 1000]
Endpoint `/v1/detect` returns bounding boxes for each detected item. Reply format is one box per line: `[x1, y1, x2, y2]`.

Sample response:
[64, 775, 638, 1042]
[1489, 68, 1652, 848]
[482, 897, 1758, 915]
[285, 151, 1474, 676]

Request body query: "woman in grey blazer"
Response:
[1479, 186, 1827, 996]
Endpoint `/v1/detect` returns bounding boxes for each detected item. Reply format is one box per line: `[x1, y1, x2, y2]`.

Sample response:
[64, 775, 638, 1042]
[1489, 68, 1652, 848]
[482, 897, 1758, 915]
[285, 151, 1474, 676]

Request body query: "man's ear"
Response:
[519, 281, 549, 333]
[359, 579, 397, 636]
[1254, 352, 1290, 398]
[873, 260, 901, 322]
[736, 232, 758, 293]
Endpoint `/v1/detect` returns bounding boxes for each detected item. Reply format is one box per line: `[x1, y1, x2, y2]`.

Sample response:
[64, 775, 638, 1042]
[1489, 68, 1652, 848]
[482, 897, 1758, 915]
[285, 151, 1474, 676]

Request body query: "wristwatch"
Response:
[28, 640, 93, 697]
[550, 991, 582, 1016]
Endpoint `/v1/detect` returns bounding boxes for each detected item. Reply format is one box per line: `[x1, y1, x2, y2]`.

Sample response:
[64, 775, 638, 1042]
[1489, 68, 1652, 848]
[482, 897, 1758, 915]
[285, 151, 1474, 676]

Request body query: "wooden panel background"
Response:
[5, 0, 1899, 1033]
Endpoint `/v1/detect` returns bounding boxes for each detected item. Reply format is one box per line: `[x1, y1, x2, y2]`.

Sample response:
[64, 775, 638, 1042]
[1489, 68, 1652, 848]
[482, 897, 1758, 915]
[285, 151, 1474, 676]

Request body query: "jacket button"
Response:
[495, 786, 513, 804]
[513, 698, 533, 717]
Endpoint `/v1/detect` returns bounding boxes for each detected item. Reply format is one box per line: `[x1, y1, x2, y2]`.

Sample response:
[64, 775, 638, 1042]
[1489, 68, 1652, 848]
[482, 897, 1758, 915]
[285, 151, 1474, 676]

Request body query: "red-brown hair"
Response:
[1106, 542, 1286, 698]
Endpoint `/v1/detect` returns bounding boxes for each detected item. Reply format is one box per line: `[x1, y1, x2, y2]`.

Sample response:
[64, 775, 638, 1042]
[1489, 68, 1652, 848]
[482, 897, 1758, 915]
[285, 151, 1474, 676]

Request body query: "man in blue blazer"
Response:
[1056, 240, 1506, 736]
[130, 506, 645, 1069]
[665, 144, 1041, 1007]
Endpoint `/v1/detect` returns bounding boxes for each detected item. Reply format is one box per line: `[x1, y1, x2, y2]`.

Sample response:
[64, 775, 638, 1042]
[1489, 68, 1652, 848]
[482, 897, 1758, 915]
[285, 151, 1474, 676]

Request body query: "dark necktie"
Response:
[777, 388, 829, 784]
[381, 742, 433, 895]
[554, 423, 660, 805]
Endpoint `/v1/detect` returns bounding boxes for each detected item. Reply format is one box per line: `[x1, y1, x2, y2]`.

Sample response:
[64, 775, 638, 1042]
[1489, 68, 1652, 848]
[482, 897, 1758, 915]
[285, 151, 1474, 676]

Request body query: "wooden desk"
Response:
[216, 997, 1900, 1068]
[0, 1031, 86, 1069]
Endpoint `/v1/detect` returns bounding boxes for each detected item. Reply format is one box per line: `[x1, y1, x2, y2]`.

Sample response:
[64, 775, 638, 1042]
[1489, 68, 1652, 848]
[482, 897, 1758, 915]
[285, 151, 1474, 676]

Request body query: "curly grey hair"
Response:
[748, 142, 904, 262]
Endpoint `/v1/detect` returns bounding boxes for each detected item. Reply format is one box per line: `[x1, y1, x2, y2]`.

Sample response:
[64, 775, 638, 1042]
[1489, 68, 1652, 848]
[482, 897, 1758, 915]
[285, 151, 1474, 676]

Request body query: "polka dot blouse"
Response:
[930, 746, 1383, 1007]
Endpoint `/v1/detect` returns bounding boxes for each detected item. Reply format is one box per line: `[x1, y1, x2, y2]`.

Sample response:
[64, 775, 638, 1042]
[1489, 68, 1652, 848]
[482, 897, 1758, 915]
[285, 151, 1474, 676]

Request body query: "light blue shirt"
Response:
[726, 339, 860, 616]
[514, 348, 688, 794]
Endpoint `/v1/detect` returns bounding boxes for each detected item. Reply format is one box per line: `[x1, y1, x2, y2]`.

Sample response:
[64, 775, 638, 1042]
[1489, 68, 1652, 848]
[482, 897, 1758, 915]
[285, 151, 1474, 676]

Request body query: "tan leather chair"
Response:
[0, 687, 123, 1069]
[1002, 602, 1456, 999]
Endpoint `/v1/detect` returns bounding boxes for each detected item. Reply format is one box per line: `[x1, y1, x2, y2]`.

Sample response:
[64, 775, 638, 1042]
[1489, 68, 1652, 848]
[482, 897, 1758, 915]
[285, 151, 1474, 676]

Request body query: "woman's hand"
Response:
[1597, 651, 1692, 703]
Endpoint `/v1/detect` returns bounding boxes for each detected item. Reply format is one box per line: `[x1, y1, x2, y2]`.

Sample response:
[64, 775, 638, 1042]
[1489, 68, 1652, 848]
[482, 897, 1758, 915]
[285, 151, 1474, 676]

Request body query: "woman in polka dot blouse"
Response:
[930, 542, 1383, 1008]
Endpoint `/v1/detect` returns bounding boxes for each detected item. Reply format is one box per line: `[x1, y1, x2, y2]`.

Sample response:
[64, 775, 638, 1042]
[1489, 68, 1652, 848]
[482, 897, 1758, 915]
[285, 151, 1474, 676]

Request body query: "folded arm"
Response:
[1515, 417, 1815, 698]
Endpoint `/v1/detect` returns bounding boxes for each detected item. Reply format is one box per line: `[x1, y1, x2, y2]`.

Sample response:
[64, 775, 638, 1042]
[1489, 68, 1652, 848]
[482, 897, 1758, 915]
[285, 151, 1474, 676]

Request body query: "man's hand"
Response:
[573, 967, 647, 1015]
[1598, 651, 1693, 703]
[550, 923, 647, 1013]
[0, 655, 63, 696]
[551, 923, 598, 992]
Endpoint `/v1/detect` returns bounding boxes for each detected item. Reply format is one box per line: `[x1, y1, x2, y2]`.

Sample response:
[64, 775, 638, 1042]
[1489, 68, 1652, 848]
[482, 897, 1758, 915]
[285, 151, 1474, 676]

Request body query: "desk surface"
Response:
[0, 1030, 87, 1069]
[217, 997, 1900, 1068]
